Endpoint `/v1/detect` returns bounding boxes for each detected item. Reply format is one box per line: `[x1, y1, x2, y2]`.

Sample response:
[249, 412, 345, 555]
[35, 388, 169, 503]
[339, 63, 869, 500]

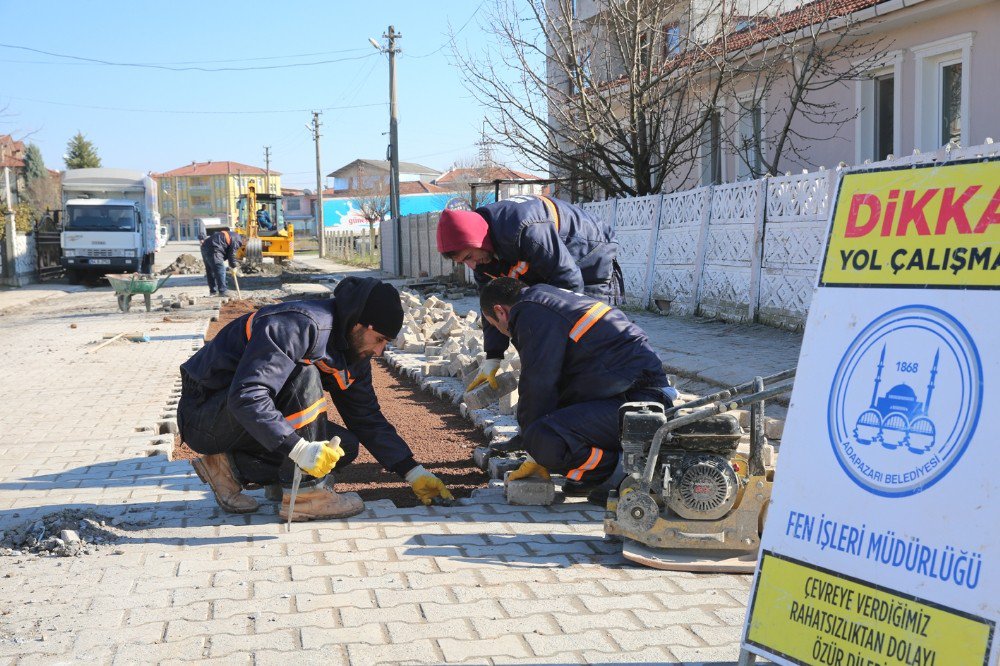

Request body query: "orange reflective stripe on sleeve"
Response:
[284, 397, 326, 430]
[568, 303, 611, 342]
[539, 195, 560, 232]
[507, 261, 530, 279]
[566, 447, 604, 481]
[244, 312, 256, 340]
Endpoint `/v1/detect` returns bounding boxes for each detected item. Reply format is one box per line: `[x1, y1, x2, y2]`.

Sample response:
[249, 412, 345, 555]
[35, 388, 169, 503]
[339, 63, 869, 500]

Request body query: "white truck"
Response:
[60, 168, 160, 283]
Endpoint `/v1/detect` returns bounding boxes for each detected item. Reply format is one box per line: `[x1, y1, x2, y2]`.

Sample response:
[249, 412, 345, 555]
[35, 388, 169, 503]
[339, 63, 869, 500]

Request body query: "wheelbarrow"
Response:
[105, 273, 171, 312]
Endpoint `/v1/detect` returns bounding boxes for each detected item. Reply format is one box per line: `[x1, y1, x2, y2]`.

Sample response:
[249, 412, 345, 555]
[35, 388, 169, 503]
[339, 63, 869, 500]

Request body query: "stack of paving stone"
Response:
[387, 290, 522, 449]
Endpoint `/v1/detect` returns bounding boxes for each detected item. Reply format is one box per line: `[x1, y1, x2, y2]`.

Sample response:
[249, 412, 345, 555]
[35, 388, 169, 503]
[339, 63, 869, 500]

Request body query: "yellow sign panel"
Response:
[820, 160, 1000, 289]
[746, 552, 994, 666]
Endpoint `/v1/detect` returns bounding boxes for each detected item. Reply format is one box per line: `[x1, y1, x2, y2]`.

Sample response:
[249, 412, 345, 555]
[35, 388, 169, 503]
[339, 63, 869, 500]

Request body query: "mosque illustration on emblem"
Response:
[852, 345, 938, 454]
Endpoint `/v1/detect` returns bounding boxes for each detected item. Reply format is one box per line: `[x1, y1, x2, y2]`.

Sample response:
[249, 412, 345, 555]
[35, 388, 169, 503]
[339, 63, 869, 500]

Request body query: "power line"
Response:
[0, 47, 371, 68]
[0, 43, 377, 71]
[407, 1, 486, 59]
[3, 95, 386, 115]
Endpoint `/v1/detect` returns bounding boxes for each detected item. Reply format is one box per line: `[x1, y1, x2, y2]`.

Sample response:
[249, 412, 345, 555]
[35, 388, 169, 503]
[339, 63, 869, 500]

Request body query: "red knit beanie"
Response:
[437, 209, 494, 254]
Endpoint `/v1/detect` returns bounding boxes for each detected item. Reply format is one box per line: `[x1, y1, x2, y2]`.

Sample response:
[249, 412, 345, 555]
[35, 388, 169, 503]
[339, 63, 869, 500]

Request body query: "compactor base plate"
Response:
[621, 539, 758, 574]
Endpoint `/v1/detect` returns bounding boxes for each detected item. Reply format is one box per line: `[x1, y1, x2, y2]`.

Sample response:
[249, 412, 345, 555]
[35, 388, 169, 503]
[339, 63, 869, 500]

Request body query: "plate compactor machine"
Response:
[605, 369, 795, 572]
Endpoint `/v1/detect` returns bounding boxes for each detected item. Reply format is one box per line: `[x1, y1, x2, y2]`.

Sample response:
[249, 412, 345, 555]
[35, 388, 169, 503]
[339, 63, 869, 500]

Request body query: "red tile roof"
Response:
[0, 135, 26, 168]
[436, 166, 544, 184]
[316, 181, 449, 199]
[723, 0, 885, 52]
[154, 160, 280, 177]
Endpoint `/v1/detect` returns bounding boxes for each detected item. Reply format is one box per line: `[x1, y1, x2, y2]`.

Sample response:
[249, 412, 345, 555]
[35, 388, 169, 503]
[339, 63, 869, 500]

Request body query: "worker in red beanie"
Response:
[437, 195, 621, 391]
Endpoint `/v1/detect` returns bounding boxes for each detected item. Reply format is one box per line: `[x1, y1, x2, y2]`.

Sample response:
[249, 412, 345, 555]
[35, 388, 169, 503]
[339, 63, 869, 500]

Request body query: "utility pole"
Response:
[310, 111, 325, 258]
[370, 25, 402, 274]
[1, 145, 16, 282]
[263, 146, 271, 193]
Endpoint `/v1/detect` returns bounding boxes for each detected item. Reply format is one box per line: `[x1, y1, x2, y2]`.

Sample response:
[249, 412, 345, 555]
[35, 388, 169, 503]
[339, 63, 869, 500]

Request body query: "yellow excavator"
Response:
[235, 179, 294, 268]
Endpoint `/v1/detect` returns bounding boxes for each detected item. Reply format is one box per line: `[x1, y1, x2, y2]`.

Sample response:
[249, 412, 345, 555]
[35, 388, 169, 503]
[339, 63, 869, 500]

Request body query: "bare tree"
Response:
[356, 180, 389, 256]
[455, 0, 886, 197]
[722, 0, 888, 178]
[453, 0, 742, 197]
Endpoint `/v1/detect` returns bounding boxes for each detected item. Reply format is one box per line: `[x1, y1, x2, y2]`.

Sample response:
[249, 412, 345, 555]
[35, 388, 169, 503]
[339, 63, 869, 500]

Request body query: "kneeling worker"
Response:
[178, 276, 453, 520]
[480, 277, 676, 499]
[436, 195, 620, 392]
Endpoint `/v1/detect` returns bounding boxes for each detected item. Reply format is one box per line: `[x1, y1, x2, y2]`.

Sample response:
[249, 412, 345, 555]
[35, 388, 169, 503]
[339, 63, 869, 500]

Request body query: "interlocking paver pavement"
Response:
[0, 263, 779, 663]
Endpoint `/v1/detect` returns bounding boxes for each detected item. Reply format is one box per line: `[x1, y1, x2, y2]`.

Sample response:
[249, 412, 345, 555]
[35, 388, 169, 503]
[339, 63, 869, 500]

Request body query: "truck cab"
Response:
[60, 168, 159, 283]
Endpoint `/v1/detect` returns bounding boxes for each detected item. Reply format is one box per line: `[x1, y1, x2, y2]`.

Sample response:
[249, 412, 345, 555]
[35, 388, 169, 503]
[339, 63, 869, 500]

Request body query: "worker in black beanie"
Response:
[179, 276, 454, 521]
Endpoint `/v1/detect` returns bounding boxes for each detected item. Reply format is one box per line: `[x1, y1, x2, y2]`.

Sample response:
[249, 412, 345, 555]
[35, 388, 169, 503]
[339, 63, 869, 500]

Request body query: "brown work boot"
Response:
[279, 480, 364, 522]
[191, 454, 259, 514]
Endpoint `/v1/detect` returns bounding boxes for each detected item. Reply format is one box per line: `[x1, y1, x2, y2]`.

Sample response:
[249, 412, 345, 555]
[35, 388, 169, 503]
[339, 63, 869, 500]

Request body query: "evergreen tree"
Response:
[64, 131, 101, 169]
[24, 142, 59, 218]
[23, 143, 47, 182]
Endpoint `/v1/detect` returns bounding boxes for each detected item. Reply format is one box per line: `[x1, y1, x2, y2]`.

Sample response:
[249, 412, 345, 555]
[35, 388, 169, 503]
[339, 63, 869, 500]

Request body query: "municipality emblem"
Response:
[827, 305, 982, 497]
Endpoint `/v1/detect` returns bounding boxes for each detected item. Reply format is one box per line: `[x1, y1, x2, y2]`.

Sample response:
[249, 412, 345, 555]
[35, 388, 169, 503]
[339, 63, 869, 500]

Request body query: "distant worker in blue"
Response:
[436, 195, 621, 393]
[199, 224, 242, 297]
[178, 277, 454, 519]
[479, 277, 675, 502]
[256, 205, 275, 233]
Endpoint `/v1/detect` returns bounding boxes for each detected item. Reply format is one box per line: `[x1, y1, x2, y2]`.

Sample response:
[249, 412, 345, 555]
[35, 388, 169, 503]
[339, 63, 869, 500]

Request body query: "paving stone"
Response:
[301, 623, 386, 648]
[346, 639, 440, 664]
[439, 634, 530, 662]
[421, 600, 505, 623]
[609, 625, 704, 651]
[386, 617, 473, 642]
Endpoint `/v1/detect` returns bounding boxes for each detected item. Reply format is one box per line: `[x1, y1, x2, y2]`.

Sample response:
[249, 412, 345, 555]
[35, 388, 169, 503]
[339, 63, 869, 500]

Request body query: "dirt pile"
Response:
[159, 253, 205, 275]
[0, 509, 131, 557]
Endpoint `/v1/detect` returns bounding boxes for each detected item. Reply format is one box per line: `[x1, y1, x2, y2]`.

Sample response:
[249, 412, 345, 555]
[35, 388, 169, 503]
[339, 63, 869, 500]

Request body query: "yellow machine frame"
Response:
[236, 180, 294, 265]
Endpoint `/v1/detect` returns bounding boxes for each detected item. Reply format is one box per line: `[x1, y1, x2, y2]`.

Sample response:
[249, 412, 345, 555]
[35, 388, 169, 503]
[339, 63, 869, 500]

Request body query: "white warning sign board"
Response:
[741, 158, 999, 666]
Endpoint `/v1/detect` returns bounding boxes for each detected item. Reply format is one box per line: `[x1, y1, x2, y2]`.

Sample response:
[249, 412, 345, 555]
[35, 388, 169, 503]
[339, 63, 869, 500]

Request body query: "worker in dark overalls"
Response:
[178, 277, 453, 520]
[480, 277, 676, 502]
[436, 195, 621, 392]
[199, 225, 241, 297]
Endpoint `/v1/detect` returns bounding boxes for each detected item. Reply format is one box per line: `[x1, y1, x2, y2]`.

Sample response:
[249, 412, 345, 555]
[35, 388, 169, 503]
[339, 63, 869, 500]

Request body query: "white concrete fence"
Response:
[380, 140, 997, 330]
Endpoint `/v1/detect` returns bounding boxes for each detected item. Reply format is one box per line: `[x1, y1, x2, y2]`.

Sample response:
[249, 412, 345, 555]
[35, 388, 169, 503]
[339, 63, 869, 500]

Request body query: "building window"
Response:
[874, 74, 895, 161]
[913, 33, 972, 151]
[639, 32, 651, 68]
[287, 198, 301, 211]
[855, 51, 902, 164]
[701, 110, 722, 186]
[662, 23, 681, 58]
[735, 97, 763, 179]
[940, 62, 962, 147]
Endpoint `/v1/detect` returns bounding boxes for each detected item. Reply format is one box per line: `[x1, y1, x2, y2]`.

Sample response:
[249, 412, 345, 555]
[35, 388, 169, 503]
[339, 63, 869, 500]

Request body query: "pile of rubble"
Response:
[0, 509, 129, 557]
[394, 291, 522, 415]
[159, 254, 205, 275]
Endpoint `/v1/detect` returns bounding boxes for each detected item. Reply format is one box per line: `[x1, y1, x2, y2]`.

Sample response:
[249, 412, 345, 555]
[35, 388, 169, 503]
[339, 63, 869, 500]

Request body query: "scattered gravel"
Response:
[0, 509, 139, 558]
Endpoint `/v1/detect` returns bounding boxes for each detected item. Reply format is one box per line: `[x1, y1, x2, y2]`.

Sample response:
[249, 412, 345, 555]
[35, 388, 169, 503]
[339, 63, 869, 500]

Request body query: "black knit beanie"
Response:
[357, 281, 404, 338]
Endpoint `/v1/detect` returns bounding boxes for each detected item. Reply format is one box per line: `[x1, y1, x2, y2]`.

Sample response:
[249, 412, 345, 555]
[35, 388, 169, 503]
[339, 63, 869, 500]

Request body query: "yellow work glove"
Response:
[466, 358, 501, 391]
[288, 437, 345, 478]
[405, 466, 455, 506]
[507, 458, 550, 482]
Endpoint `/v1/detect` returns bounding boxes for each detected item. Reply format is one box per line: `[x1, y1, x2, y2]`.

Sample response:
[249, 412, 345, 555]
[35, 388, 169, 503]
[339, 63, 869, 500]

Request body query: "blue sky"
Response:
[0, 1, 530, 189]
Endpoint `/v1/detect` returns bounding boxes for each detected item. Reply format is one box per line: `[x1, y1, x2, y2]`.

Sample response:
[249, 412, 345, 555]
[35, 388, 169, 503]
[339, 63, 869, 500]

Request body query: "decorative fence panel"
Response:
[757, 171, 832, 328]
[696, 180, 765, 323]
[649, 186, 712, 316]
[612, 194, 661, 307]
